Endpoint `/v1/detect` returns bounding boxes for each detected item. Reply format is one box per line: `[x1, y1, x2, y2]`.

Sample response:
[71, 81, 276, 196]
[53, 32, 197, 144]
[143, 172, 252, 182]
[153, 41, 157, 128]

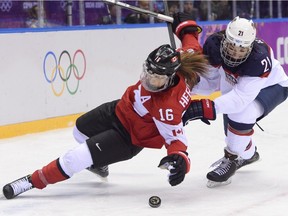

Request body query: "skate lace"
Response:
[210, 157, 225, 168]
[10, 177, 33, 196]
[212, 159, 233, 176]
[99, 166, 108, 172]
[236, 158, 245, 167]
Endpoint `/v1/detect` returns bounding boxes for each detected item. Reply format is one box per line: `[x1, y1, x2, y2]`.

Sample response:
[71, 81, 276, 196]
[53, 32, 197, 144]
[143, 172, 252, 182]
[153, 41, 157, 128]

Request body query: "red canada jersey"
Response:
[178, 33, 203, 53]
[115, 74, 191, 154]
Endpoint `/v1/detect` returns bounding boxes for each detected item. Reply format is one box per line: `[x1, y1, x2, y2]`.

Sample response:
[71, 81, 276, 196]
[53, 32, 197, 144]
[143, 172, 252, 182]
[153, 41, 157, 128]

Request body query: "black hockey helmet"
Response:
[146, 44, 181, 76]
[140, 44, 181, 92]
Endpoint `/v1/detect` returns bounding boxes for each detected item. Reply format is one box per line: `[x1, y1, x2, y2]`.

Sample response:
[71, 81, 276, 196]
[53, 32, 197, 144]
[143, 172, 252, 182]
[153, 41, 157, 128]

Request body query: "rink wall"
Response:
[0, 24, 175, 139]
[1, 19, 288, 139]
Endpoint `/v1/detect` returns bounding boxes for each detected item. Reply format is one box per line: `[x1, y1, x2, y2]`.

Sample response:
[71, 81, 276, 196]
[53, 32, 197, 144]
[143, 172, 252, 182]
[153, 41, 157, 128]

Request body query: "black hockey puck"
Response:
[149, 196, 161, 208]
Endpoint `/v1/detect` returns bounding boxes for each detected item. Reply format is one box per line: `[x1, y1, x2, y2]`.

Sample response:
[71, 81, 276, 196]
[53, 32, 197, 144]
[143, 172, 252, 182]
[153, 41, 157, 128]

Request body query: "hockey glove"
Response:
[158, 151, 190, 186]
[172, 12, 202, 39]
[183, 99, 216, 125]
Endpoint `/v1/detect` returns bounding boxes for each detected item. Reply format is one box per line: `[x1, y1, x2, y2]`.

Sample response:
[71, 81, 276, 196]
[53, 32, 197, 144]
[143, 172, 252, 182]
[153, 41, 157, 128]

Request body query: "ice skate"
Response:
[3, 175, 34, 199]
[235, 151, 260, 170]
[206, 156, 237, 188]
[87, 165, 109, 180]
[206, 148, 260, 188]
[206, 148, 238, 188]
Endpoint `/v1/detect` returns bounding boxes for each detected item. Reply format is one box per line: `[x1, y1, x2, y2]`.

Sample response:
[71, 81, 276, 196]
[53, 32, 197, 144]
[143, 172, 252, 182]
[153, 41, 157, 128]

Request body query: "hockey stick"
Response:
[105, 2, 113, 24]
[103, 0, 173, 23]
[163, 0, 176, 49]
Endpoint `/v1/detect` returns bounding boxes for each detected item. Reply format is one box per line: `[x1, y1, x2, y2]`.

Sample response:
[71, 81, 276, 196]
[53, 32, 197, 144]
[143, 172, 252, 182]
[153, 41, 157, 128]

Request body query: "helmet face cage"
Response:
[220, 36, 253, 67]
[140, 44, 181, 92]
[220, 16, 256, 67]
[140, 62, 173, 92]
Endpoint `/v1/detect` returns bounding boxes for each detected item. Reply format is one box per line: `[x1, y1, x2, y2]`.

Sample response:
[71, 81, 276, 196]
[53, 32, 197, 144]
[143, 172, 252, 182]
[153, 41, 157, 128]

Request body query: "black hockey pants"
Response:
[75, 100, 143, 167]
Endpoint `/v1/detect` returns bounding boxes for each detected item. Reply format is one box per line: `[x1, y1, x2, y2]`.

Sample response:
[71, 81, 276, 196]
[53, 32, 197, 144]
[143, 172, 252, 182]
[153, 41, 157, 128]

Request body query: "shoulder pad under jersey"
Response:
[236, 39, 272, 77]
[203, 31, 223, 66]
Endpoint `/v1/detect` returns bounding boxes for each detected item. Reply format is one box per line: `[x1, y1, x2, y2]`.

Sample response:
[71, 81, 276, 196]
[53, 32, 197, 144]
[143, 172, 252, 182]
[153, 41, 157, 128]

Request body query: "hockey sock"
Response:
[31, 158, 69, 189]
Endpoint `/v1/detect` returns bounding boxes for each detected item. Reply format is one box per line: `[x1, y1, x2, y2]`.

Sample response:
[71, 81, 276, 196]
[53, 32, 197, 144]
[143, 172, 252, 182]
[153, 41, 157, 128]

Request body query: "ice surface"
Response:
[1, 102, 288, 216]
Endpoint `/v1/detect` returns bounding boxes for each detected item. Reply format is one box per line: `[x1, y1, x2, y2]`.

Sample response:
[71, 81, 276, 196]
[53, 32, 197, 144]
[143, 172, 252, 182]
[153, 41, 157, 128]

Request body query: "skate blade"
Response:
[91, 172, 108, 182]
[86, 168, 109, 182]
[206, 178, 232, 188]
[97, 176, 108, 182]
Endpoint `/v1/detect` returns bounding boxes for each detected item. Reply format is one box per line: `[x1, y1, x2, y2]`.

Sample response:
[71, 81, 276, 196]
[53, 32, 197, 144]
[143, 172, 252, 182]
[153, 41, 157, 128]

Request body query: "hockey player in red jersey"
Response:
[73, 16, 206, 179]
[172, 13, 288, 187]
[3, 44, 214, 199]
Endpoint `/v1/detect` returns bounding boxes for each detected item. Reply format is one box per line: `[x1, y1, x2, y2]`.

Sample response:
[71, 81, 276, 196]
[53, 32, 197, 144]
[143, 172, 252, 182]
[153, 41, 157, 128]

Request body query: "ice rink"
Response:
[1, 101, 288, 216]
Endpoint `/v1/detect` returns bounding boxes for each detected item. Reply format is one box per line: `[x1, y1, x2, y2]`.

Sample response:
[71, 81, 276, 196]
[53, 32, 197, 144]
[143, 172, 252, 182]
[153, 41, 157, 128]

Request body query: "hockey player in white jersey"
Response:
[172, 13, 288, 187]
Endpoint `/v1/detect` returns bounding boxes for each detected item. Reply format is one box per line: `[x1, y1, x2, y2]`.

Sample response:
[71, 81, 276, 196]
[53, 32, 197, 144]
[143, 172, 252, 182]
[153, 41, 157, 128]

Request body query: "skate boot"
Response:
[207, 148, 260, 188]
[3, 175, 34, 199]
[87, 165, 109, 178]
[206, 148, 238, 188]
[236, 150, 260, 170]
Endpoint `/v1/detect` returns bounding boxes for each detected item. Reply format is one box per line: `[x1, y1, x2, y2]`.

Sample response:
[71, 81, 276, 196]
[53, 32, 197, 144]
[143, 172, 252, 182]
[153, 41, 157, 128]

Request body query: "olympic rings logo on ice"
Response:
[43, 50, 86, 96]
[0, 0, 12, 12]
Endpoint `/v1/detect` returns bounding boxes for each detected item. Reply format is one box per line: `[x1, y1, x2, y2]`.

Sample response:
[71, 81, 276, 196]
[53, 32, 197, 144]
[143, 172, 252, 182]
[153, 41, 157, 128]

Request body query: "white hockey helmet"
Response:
[220, 16, 256, 67]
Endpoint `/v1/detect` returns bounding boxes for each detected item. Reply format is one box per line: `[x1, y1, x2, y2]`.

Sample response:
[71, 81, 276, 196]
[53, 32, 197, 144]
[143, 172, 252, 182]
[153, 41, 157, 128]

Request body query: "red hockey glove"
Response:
[183, 99, 216, 125]
[172, 12, 202, 40]
[158, 151, 190, 186]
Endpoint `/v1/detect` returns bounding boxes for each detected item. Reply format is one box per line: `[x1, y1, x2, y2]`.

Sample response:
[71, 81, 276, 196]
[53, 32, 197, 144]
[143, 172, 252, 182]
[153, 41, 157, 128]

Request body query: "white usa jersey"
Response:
[192, 33, 288, 114]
